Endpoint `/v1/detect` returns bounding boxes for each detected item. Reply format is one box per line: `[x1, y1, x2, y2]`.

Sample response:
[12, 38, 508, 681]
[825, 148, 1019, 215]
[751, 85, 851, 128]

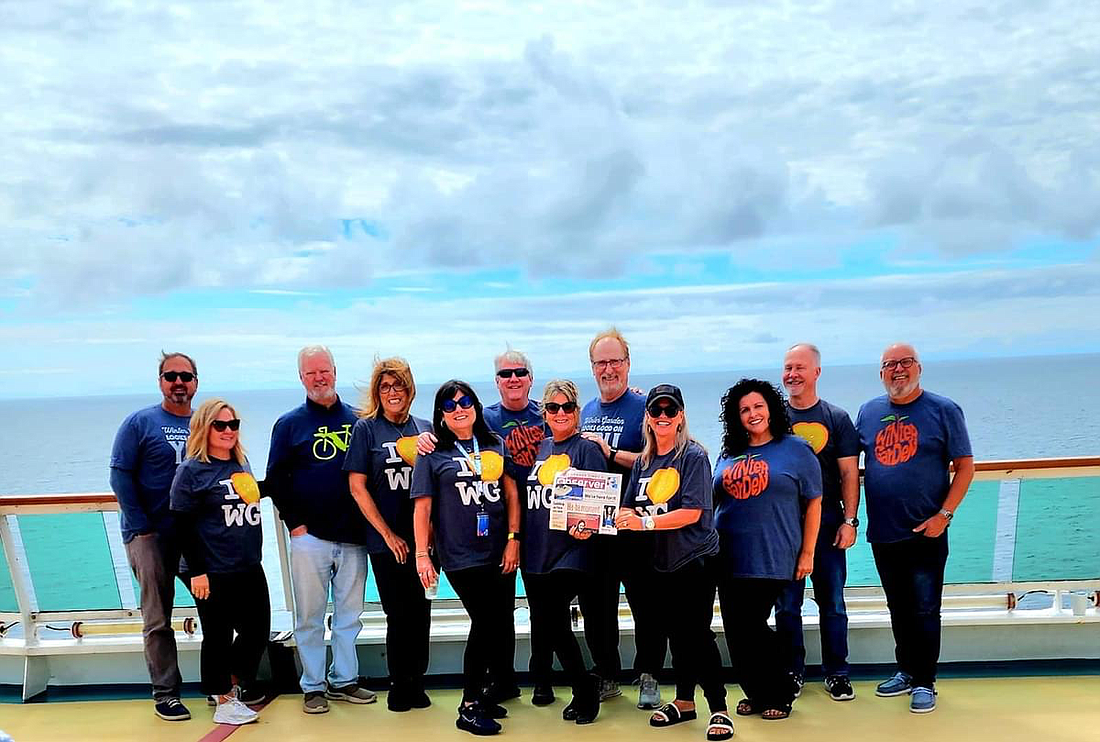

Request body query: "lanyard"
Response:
[455, 438, 482, 478]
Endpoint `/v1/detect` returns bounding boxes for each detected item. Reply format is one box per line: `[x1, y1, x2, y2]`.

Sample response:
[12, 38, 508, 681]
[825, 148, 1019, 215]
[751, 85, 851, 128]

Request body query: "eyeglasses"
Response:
[161, 371, 195, 383]
[379, 381, 407, 394]
[441, 395, 475, 413]
[211, 419, 241, 432]
[496, 367, 530, 379]
[544, 401, 578, 414]
[881, 357, 917, 371]
[647, 402, 682, 418]
[591, 358, 626, 370]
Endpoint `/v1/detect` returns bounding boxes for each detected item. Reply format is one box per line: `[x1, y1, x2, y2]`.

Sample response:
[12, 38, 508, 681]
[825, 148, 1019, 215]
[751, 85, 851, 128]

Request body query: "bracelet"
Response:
[415, 551, 429, 557]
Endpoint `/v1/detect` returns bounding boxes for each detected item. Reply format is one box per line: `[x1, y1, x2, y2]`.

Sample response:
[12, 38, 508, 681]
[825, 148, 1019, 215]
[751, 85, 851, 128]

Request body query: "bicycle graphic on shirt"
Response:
[313, 424, 352, 461]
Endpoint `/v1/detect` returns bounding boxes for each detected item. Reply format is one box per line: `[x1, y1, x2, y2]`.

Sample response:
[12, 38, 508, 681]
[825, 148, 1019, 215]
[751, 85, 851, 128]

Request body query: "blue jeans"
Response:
[871, 533, 949, 689]
[290, 532, 368, 692]
[774, 516, 850, 677]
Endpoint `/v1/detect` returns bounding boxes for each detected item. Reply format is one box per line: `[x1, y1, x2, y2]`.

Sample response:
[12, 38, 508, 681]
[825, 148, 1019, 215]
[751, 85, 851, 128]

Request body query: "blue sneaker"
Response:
[875, 672, 913, 697]
[909, 686, 936, 713]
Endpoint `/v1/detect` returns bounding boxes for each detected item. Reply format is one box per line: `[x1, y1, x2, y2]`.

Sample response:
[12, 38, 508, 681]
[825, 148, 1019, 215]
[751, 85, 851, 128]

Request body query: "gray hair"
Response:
[297, 344, 335, 373]
[787, 343, 821, 365]
[494, 348, 532, 375]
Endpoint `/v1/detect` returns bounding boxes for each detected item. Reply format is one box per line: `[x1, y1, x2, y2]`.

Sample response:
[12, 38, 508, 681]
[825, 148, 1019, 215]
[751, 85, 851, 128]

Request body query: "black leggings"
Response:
[576, 538, 622, 680]
[660, 557, 726, 712]
[192, 566, 271, 697]
[717, 576, 791, 710]
[372, 550, 432, 691]
[447, 565, 517, 702]
[524, 570, 588, 691]
[619, 537, 669, 678]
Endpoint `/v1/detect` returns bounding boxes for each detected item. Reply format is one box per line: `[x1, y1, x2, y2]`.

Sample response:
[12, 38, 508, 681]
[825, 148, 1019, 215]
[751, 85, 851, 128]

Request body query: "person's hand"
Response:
[501, 540, 520, 574]
[191, 574, 211, 600]
[290, 525, 308, 537]
[416, 431, 438, 456]
[580, 432, 610, 457]
[913, 512, 950, 538]
[833, 523, 856, 549]
[794, 550, 814, 580]
[384, 531, 409, 564]
[416, 554, 437, 590]
[568, 522, 593, 540]
[614, 507, 641, 531]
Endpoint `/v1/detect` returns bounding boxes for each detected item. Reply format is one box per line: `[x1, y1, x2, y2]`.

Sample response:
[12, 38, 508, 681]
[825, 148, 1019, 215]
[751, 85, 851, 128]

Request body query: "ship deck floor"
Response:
[2, 675, 1097, 742]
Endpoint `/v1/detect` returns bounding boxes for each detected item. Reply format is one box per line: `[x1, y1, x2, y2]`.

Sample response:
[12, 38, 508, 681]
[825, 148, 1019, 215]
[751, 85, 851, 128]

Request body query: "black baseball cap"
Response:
[645, 383, 684, 408]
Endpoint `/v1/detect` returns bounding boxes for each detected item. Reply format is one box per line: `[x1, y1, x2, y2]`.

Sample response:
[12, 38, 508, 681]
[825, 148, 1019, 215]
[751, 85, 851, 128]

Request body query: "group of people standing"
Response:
[109, 329, 973, 736]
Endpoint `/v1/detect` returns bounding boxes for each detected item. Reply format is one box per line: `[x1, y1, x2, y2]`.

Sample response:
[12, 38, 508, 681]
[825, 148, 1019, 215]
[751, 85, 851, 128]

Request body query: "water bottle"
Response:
[424, 576, 439, 600]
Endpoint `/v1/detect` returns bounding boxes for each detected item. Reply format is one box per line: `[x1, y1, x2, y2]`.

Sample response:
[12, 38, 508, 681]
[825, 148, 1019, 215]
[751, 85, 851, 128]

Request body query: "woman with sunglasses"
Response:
[713, 379, 822, 721]
[522, 379, 604, 724]
[345, 357, 434, 712]
[411, 381, 521, 736]
[615, 385, 731, 741]
[169, 399, 270, 727]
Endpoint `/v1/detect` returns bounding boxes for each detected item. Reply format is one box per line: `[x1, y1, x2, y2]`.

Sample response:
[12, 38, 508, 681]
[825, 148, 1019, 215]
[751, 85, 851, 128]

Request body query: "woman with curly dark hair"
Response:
[712, 378, 822, 721]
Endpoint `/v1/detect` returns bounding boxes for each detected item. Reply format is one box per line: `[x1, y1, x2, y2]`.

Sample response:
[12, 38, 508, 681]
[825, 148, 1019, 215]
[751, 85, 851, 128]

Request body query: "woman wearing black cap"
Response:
[712, 378, 822, 721]
[615, 384, 732, 741]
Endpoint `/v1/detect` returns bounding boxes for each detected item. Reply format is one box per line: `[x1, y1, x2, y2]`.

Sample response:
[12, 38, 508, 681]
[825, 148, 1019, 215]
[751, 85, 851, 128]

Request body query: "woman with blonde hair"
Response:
[344, 357, 434, 711]
[170, 399, 269, 727]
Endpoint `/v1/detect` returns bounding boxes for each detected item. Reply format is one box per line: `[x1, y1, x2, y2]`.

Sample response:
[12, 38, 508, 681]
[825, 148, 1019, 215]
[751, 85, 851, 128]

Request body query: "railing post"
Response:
[271, 504, 296, 621]
[0, 514, 40, 643]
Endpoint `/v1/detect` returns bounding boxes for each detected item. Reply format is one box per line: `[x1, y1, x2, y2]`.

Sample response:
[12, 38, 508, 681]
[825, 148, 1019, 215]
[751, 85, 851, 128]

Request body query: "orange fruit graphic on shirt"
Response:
[792, 422, 829, 454]
[721, 454, 770, 499]
[396, 436, 419, 466]
[480, 450, 504, 482]
[646, 468, 681, 504]
[538, 453, 572, 486]
[231, 472, 261, 504]
[873, 415, 919, 466]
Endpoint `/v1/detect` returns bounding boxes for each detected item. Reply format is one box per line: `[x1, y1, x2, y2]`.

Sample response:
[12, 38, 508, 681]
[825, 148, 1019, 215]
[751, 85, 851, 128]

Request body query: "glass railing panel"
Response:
[1013, 477, 1100, 581]
[0, 544, 17, 612]
[18, 513, 122, 611]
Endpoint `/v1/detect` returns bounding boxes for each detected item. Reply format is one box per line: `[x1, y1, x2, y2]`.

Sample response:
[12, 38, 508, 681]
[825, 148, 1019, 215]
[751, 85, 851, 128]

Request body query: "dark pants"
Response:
[717, 576, 792, 710]
[125, 531, 183, 701]
[371, 550, 432, 692]
[524, 570, 588, 691]
[447, 565, 517, 702]
[661, 557, 726, 712]
[618, 536, 669, 678]
[871, 533, 949, 689]
[576, 538, 622, 680]
[775, 514, 850, 677]
[192, 566, 272, 697]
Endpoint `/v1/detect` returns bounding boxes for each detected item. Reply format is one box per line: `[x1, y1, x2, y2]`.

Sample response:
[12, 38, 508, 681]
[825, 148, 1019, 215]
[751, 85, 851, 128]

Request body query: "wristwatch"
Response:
[507, 531, 521, 541]
[938, 508, 954, 522]
[607, 447, 618, 466]
[843, 516, 859, 528]
[642, 515, 656, 531]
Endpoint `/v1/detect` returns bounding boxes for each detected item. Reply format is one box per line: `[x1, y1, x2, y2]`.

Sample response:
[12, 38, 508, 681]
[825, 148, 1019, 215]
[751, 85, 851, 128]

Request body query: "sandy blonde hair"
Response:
[358, 356, 417, 420]
[186, 398, 247, 464]
[588, 327, 630, 362]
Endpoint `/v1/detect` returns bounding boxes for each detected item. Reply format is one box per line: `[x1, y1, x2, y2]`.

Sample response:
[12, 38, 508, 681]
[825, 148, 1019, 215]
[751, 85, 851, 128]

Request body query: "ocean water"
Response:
[1, 354, 1098, 614]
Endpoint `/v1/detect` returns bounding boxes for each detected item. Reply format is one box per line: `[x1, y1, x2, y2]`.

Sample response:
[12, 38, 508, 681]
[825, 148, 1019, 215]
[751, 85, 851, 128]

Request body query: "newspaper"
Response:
[548, 469, 623, 536]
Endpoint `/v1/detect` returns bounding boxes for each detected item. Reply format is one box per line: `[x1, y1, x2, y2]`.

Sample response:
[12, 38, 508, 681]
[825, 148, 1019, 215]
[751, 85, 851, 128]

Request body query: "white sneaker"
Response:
[213, 697, 259, 725]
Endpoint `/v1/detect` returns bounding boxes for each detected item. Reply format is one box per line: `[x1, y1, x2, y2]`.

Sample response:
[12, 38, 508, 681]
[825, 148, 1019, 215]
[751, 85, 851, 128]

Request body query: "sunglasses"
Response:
[211, 419, 241, 432]
[544, 401, 578, 414]
[161, 371, 195, 383]
[647, 402, 682, 418]
[441, 395, 475, 413]
[496, 368, 530, 379]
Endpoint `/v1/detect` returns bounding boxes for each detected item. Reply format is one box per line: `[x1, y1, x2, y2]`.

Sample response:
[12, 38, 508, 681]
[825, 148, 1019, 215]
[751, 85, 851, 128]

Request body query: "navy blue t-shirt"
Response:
[623, 441, 719, 573]
[522, 433, 606, 574]
[713, 436, 822, 580]
[580, 390, 645, 488]
[343, 414, 432, 552]
[265, 396, 366, 545]
[109, 404, 192, 542]
[787, 399, 859, 521]
[410, 438, 513, 572]
[169, 457, 263, 574]
[484, 400, 548, 484]
[856, 390, 972, 544]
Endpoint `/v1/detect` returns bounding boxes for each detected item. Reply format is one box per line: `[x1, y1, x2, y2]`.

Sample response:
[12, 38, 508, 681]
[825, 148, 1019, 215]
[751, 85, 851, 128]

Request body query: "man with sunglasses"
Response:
[267, 345, 376, 713]
[855, 343, 974, 714]
[485, 349, 549, 485]
[109, 351, 199, 722]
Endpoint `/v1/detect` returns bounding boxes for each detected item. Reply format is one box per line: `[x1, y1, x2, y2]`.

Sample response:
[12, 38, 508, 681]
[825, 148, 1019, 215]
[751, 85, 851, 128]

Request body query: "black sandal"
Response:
[649, 702, 697, 727]
[735, 698, 758, 716]
[706, 712, 735, 741]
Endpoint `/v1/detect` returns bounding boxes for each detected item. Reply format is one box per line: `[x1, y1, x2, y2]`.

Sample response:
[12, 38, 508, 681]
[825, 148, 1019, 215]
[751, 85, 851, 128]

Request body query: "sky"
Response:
[1, 1, 1097, 398]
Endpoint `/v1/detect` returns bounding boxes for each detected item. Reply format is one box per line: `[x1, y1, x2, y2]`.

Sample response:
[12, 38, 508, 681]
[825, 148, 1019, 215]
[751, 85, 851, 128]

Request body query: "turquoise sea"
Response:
[1, 353, 1098, 615]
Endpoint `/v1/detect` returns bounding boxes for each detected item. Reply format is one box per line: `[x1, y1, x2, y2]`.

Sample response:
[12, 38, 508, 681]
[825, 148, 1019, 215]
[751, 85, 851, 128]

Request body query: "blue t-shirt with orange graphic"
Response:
[522, 433, 606, 574]
[624, 441, 719, 573]
[787, 399, 859, 520]
[484, 400, 548, 484]
[856, 391, 972, 544]
[713, 436, 822, 580]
